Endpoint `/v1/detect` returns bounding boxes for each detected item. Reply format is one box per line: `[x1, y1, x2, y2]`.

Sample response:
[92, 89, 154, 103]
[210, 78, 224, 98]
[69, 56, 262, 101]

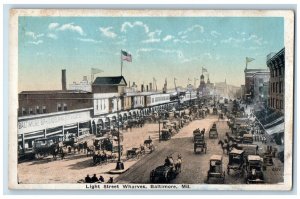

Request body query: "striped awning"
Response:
[265, 122, 284, 135]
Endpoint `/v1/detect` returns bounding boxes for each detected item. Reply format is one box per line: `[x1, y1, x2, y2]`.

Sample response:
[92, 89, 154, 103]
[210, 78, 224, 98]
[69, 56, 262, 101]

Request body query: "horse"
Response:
[144, 139, 152, 147]
[218, 140, 229, 154]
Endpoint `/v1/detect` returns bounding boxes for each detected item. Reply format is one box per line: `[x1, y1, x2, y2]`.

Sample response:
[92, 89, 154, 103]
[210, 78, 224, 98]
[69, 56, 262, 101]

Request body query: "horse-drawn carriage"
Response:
[150, 155, 182, 183]
[213, 107, 218, 115]
[160, 128, 172, 141]
[33, 136, 64, 159]
[126, 146, 146, 159]
[219, 113, 224, 120]
[227, 149, 245, 174]
[206, 155, 225, 184]
[244, 155, 265, 184]
[194, 132, 207, 154]
[209, 126, 218, 139]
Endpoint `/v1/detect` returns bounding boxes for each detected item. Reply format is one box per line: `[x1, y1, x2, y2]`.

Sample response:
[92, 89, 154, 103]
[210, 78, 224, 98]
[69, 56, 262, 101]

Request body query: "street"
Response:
[18, 108, 283, 184]
[117, 112, 284, 184]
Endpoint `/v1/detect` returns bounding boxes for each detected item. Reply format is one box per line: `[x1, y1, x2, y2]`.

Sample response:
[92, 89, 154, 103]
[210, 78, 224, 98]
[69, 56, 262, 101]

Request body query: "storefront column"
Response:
[95, 121, 97, 135]
[77, 122, 80, 137]
[62, 125, 65, 137]
[22, 134, 25, 152]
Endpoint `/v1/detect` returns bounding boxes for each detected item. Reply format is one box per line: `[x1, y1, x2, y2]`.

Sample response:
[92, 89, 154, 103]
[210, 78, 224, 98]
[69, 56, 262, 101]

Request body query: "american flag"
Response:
[121, 50, 132, 62]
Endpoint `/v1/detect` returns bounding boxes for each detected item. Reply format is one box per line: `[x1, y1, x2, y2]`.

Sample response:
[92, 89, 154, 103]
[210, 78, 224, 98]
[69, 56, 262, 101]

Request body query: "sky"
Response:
[18, 17, 284, 92]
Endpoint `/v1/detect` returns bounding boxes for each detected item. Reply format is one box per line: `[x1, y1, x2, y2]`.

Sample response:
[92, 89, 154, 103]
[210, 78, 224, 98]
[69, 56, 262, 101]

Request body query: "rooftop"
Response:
[92, 76, 127, 86]
[19, 90, 92, 95]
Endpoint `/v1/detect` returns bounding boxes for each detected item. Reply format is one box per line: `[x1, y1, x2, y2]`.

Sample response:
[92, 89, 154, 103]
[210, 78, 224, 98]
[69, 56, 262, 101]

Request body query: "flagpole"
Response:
[121, 49, 123, 76]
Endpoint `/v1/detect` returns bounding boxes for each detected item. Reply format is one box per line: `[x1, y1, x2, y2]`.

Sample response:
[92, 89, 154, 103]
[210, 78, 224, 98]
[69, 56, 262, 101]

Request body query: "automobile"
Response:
[243, 134, 254, 144]
[227, 149, 245, 174]
[209, 128, 218, 139]
[207, 155, 225, 184]
[244, 155, 265, 184]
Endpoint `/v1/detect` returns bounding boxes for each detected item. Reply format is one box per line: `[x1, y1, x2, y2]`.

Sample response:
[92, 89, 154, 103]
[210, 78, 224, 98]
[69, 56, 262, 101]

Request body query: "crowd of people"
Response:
[84, 174, 114, 183]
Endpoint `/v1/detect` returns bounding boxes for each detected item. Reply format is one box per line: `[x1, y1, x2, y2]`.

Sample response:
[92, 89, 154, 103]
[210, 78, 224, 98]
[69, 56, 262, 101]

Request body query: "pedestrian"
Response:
[85, 174, 92, 183]
[108, 177, 114, 183]
[91, 174, 98, 183]
[99, 175, 104, 183]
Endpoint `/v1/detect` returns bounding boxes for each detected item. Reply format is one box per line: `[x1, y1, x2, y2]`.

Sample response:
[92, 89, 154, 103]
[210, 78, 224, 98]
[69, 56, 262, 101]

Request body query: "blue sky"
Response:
[18, 17, 284, 91]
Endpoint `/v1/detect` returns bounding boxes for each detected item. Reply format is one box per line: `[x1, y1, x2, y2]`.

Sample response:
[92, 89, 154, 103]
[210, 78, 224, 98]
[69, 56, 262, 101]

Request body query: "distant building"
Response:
[18, 90, 93, 116]
[92, 76, 127, 94]
[266, 48, 285, 113]
[69, 76, 91, 92]
[252, 71, 270, 106]
[244, 68, 269, 102]
[215, 79, 228, 98]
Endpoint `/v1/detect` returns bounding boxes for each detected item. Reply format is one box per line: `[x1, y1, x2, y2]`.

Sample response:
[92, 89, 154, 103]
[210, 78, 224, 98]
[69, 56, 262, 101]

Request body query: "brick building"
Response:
[266, 48, 285, 113]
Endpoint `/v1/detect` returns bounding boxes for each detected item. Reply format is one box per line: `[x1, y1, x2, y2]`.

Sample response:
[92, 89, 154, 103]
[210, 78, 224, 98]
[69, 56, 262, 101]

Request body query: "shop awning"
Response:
[265, 122, 284, 135]
[264, 116, 284, 129]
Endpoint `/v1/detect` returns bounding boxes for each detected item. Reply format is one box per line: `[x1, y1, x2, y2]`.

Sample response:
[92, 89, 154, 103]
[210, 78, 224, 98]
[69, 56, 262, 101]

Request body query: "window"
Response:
[42, 106, 46, 113]
[279, 67, 282, 76]
[63, 104, 67, 111]
[29, 108, 33, 115]
[36, 106, 40, 114]
[57, 103, 62, 111]
[276, 82, 278, 93]
[22, 108, 26, 116]
[273, 82, 275, 93]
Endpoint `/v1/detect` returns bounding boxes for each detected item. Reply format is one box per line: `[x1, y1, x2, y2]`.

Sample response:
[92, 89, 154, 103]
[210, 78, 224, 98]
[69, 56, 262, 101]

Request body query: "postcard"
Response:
[9, 9, 294, 190]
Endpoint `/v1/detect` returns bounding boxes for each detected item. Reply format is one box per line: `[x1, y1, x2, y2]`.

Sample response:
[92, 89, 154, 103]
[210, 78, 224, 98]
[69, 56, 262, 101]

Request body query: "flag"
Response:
[91, 68, 103, 74]
[202, 67, 208, 73]
[121, 50, 132, 62]
[246, 57, 255, 64]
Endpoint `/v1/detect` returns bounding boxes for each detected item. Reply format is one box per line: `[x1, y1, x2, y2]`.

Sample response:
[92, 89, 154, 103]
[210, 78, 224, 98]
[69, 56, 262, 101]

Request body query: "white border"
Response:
[8, 9, 294, 191]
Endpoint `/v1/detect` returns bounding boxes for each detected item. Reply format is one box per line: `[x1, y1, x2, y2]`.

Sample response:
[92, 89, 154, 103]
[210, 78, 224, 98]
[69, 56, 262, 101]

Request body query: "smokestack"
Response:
[62, 69, 67, 91]
[150, 83, 152, 91]
[146, 85, 149, 92]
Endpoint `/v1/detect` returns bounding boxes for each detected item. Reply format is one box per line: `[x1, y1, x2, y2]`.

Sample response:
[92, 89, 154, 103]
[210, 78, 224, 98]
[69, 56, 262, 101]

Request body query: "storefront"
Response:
[17, 108, 93, 152]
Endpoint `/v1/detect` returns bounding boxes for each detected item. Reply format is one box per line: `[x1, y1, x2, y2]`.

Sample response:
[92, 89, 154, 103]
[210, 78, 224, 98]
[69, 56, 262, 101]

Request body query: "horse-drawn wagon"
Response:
[150, 155, 182, 183]
[242, 134, 253, 144]
[213, 107, 218, 115]
[227, 149, 245, 174]
[194, 132, 207, 154]
[160, 128, 172, 141]
[33, 136, 64, 159]
[206, 155, 225, 184]
[126, 146, 145, 159]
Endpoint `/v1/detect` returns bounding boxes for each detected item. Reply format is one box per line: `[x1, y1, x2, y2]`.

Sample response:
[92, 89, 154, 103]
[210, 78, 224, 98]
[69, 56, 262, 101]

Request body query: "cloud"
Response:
[220, 37, 242, 44]
[163, 35, 174, 42]
[136, 48, 183, 59]
[211, 30, 221, 38]
[121, 21, 149, 33]
[48, 23, 60, 30]
[57, 23, 85, 36]
[142, 30, 161, 43]
[47, 33, 58, 39]
[28, 40, 43, 45]
[99, 26, 117, 38]
[173, 39, 205, 44]
[77, 38, 102, 43]
[178, 25, 204, 36]
[25, 31, 44, 40]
